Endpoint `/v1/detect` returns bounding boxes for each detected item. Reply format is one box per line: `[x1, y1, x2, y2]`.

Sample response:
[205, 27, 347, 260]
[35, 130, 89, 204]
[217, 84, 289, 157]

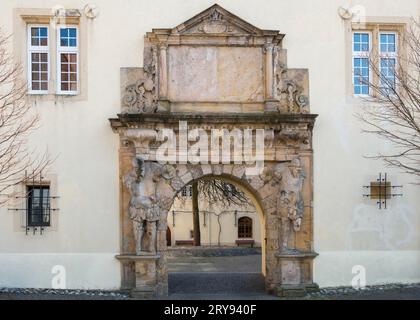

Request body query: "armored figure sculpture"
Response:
[275, 158, 305, 251]
[124, 155, 161, 254]
[130, 195, 161, 254]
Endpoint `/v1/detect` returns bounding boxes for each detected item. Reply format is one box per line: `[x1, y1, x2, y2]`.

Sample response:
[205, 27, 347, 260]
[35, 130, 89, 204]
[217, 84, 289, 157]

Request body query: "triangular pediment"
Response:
[172, 4, 264, 36]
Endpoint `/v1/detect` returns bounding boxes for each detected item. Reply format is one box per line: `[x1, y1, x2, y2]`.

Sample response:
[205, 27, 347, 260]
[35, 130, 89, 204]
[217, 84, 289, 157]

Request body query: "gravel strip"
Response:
[0, 287, 130, 299]
[308, 282, 420, 297]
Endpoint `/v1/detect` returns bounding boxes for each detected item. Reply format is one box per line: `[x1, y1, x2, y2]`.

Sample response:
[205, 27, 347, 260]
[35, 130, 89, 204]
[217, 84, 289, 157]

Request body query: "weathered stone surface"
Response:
[246, 175, 265, 190]
[222, 164, 234, 176]
[212, 164, 223, 176]
[180, 171, 193, 184]
[169, 177, 183, 191]
[168, 46, 264, 103]
[201, 164, 212, 176]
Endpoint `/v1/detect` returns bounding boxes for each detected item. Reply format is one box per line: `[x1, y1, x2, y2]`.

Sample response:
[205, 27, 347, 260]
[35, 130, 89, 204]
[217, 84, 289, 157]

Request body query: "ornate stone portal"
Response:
[110, 4, 318, 297]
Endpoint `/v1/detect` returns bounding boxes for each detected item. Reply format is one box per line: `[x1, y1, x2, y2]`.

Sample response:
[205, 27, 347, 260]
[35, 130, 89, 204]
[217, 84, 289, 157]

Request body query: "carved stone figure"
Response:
[134, 156, 145, 182]
[275, 158, 305, 251]
[131, 195, 161, 254]
[124, 155, 162, 254]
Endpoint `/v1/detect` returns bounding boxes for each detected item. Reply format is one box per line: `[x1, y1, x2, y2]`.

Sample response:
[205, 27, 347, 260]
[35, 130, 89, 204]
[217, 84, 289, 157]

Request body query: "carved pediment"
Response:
[172, 4, 263, 36]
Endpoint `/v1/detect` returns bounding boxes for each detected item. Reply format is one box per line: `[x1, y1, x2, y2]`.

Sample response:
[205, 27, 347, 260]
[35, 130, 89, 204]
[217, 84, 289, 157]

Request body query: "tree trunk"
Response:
[192, 181, 201, 246]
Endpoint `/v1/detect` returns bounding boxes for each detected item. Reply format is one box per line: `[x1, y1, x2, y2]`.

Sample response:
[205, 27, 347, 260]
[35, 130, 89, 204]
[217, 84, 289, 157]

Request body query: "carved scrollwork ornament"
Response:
[123, 43, 158, 113]
[198, 8, 233, 34]
[284, 81, 298, 112]
[162, 164, 176, 180]
[296, 94, 309, 113]
[277, 130, 310, 146]
[123, 85, 137, 109]
[260, 166, 273, 183]
[277, 79, 310, 114]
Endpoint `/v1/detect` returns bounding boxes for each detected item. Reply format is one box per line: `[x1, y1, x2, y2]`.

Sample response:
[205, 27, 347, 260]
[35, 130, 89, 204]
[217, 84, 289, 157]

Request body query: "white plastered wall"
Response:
[0, 0, 418, 289]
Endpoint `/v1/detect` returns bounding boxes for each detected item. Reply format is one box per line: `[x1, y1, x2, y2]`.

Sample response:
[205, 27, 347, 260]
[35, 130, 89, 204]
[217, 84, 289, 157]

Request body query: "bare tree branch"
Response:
[356, 19, 420, 182]
[0, 30, 51, 204]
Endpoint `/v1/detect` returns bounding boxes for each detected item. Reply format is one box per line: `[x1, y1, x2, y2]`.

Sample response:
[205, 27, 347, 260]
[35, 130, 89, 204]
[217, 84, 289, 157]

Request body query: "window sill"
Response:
[28, 91, 49, 95]
[56, 92, 79, 96]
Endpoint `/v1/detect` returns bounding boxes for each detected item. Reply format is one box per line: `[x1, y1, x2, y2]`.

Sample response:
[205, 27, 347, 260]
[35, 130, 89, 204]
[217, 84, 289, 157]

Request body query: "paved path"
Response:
[167, 255, 262, 273]
[168, 272, 266, 294]
[167, 255, 267, 297]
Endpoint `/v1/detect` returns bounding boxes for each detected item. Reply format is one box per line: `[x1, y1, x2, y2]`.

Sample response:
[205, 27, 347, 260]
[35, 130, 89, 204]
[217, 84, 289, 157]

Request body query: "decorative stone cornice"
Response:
[110, 113, 318, 130]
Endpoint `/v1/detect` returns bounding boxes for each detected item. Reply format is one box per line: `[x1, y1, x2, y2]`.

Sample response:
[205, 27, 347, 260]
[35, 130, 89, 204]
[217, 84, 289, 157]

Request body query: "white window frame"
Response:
[379, 31, 398, 91]
[352, 31, 372, 96]
[27, 24, 50, 95]
[56, 25, 79, 95]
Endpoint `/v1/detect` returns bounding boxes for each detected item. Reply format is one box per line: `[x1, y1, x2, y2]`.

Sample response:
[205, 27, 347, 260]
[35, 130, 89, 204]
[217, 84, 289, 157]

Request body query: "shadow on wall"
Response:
[347, 204, 417, 250]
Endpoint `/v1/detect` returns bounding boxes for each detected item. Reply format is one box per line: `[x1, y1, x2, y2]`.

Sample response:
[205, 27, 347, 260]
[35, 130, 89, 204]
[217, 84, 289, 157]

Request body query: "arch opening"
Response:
[165, 174, 267, 295]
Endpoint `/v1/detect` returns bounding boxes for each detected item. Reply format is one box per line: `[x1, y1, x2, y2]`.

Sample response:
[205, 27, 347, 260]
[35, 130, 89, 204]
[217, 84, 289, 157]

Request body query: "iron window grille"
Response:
[8, 172, 59, 235]
[363, 172, 403, 209]
[27, 185, 51, 227]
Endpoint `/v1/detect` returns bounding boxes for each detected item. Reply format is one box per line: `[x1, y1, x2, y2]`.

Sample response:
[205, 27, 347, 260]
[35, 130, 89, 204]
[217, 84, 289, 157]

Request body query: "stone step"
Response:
[167, 247, 262, 257]
[168, 272, 265, 294]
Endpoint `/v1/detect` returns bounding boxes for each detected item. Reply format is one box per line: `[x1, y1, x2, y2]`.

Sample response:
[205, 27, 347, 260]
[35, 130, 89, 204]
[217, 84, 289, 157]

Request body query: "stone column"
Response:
[265, 44, 274, 99]
[159, 44, 168, 98]
[264, 44, 279, 112]
[157, 44, 170, 112]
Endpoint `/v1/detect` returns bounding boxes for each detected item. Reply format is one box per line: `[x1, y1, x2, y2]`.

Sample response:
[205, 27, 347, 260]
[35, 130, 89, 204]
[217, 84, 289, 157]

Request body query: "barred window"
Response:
[238, 217, 252, 238]
[27, 185, 51, 227]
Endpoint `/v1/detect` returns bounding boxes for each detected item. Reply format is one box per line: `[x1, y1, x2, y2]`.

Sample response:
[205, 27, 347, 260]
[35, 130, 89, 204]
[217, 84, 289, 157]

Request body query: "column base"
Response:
[131, 286, 158, 299]
[264, 99, 280, 112]
[276, 283, 319, 297]
[275, 249, 319, 297]
[116, 254, 163, 299]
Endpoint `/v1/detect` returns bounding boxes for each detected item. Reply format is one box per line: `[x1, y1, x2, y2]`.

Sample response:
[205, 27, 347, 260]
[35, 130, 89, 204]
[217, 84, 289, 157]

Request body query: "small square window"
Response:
[181, 185, 193, 197]
[30, 27, 48, 47]
[353, 33, 369, 52]
[369, 181, 391, 200]
[60, 27, 77, 47]
[380, 33, 396, 53]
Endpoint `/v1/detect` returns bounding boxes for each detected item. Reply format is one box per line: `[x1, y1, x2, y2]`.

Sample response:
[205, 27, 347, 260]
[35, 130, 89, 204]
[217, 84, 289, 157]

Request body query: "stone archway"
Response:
[110, 4, 318, 298]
